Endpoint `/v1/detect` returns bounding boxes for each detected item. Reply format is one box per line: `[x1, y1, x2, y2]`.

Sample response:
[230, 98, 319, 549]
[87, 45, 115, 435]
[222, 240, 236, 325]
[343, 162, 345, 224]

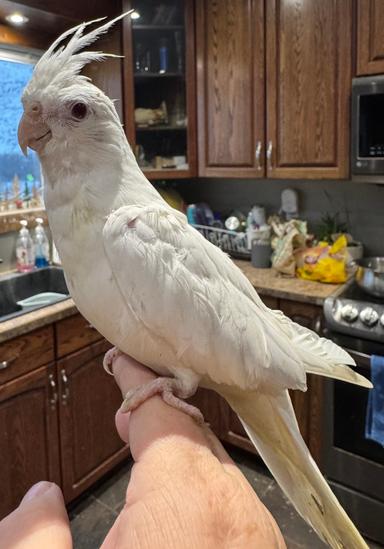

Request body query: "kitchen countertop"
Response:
[233, 259, 346, 306]
[0, 262, 346, 344]
[0, 298, 77, 344]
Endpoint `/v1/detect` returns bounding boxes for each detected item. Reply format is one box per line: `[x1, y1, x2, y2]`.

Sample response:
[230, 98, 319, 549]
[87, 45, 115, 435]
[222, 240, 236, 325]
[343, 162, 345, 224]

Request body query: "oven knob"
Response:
[359, 307, 379, 327]
[340, 304, 359, 323]
[381, 314, 384, 327]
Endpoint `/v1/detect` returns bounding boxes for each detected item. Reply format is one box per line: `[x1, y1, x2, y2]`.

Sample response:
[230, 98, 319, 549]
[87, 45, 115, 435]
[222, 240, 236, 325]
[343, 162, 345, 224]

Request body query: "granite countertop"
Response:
[0, 262, 346, 344]
[233, 259, 346, 306]
[0, 298, 77, 344]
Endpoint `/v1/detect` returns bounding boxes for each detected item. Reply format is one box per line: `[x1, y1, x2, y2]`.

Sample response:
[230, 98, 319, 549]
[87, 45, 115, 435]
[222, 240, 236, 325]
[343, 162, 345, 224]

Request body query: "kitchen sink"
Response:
[0, 267, 69, 322]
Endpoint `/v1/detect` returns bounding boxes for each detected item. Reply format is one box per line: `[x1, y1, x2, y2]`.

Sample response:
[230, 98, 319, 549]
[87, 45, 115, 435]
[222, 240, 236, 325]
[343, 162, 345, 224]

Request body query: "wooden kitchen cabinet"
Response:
[196, 0, 352, 179]
[0, 365, 61, 519]
[357, 0, 384, 75]
[58, 339, 129, 502]
[0, 326, 54, 385]
[122, 0, 197, 179]
[266, 0, 351, 179]
[196, 0, 265, 177]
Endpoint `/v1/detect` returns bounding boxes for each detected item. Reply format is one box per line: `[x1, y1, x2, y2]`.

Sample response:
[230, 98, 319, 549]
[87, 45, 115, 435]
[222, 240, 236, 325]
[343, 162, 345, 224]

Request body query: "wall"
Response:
[176, 178, 384, 256]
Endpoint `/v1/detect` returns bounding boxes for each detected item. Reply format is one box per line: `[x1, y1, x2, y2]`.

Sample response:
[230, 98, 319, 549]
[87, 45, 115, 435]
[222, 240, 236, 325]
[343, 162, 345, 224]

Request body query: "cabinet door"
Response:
[357, 0, 384, 75]
[0, 365, 60, 519]
[58, 340, 130, 502]
[196, 0, 265, 177]
[122, 0, 197, 180]
[266, 0, 352, 179]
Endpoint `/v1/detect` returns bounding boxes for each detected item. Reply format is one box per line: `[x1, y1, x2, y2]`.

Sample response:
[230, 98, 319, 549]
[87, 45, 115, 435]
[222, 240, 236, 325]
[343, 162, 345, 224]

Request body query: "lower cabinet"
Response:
[0, 364, 61, 518]
[58, 340, 129, 502]
[0, 325, 129, 519]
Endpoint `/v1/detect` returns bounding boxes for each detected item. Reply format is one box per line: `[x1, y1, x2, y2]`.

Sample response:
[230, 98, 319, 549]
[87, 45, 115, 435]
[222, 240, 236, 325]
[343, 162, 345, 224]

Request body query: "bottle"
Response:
[34, 217, 50, 268]
[16, 220, 35, 272]
[159, 38, 169, 73]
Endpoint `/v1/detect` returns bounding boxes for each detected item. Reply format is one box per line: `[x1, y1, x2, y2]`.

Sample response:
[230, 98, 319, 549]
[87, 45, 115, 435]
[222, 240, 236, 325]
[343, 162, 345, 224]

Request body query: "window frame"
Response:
[0, 44, 46, 235]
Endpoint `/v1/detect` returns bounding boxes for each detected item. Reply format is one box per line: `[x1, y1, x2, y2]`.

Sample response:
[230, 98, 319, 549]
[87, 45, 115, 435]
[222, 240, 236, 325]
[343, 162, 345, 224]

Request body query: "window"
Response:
[0, 47, 42, 211]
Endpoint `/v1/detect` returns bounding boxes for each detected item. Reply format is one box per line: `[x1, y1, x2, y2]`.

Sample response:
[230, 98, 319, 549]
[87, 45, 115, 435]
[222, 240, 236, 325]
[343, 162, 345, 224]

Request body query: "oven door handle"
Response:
[344, 348, 371, 371]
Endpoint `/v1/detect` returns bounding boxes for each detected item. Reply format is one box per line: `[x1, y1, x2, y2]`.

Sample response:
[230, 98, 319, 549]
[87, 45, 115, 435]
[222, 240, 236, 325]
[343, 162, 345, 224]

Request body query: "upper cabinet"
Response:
[266, 0, 351, 179]
[357, 0, 384, 75]
[196, 0, 352, 179]
[122, 0, 197, 180]
[196, 0, 265, 177]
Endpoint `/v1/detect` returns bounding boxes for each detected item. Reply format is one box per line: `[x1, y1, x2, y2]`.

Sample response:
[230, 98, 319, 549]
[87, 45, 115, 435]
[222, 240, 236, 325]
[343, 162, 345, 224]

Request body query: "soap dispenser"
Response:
[16, 220, 35, 272]
[34, 217, 50, 268]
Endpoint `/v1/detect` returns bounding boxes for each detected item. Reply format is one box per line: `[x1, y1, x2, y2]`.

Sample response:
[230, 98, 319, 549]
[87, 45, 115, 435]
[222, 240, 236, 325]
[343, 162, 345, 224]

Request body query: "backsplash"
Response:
[177, 178, 384, 256]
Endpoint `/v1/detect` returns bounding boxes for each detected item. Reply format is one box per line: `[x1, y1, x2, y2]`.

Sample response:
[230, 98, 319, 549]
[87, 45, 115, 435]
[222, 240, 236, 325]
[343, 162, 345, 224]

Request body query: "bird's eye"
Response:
[71, 102, 88, 120]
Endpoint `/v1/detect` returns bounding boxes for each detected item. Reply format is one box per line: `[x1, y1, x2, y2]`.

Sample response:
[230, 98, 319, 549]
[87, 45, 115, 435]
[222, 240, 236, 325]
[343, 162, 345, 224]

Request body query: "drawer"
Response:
[56, 314, 103, 358]
[0, 326, 54, 385]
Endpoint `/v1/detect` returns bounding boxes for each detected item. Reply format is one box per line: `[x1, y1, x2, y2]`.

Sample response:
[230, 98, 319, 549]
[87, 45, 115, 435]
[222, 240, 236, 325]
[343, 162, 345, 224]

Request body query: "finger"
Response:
[112, 354, 223, 462]
[201, 423, 234, 465]
[0, 482, 72, 549]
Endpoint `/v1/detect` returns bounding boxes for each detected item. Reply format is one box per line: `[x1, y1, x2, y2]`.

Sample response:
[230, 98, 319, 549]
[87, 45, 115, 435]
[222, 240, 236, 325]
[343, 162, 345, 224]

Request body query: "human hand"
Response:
[0, 354, 285, 549]
[102, 354, 286, 548]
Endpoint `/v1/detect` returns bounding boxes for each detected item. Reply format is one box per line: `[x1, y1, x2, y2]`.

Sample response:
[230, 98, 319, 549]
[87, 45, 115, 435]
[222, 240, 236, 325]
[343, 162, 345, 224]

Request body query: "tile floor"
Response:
[69, 446, 383, 549]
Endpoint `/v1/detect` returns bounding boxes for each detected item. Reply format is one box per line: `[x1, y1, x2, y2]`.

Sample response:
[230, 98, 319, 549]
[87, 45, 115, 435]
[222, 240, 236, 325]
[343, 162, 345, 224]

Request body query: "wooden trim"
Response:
[184, 0, 197, 177]
[0, 208, 47, 235]
[122, 0, 136, 148]
[144, 168, 191, 180]
[224, 431, 258, 455]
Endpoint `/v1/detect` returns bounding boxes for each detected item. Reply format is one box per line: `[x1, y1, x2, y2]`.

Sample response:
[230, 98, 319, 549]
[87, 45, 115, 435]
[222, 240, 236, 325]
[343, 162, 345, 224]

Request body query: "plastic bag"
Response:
[296, 235, 348, 283]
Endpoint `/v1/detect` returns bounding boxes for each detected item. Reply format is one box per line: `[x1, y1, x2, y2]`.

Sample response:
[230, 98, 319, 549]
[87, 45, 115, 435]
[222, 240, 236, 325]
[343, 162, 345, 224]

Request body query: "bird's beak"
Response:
[18, 113, 52, 156]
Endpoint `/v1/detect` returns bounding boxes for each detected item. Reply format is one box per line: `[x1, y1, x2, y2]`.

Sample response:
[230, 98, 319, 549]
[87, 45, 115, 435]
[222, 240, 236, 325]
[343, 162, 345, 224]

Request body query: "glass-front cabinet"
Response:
[122, 0, 196, 179]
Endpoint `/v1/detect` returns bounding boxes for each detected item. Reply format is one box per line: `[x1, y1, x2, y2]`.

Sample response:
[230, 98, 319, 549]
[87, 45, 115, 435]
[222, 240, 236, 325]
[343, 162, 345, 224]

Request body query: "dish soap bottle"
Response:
[34, 217, 50, 268]
[16, 220, 35, 272]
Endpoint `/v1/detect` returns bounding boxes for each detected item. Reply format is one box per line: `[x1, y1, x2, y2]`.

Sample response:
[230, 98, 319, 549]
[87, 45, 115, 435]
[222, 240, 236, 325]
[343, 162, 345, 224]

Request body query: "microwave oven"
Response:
[351, 75, 384, 182]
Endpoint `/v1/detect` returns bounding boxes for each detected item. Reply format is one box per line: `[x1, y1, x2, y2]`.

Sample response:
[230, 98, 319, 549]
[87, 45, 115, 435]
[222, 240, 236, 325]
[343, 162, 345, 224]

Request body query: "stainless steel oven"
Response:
[321, 330, 384, 544]
[352, 75, 384, 182]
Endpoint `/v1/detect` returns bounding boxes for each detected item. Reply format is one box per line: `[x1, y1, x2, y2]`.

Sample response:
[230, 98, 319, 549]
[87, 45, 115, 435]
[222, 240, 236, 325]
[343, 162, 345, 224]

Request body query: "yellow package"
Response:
[296, 235, 348, 283]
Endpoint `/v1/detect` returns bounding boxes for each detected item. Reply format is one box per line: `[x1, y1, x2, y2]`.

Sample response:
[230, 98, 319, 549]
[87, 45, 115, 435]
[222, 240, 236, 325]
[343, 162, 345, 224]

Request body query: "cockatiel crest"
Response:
[22, 13, 130, 100]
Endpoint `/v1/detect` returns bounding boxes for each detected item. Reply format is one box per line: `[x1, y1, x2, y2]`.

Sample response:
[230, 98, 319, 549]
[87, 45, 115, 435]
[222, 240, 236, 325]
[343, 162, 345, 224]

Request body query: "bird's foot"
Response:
[121, 377, 204, 425]
[103, 346, 122, 376]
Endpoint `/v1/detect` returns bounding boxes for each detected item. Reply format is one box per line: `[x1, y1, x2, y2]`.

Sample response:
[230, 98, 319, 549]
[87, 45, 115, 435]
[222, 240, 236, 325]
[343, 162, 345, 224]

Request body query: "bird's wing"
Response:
[102, 204, 307, 391]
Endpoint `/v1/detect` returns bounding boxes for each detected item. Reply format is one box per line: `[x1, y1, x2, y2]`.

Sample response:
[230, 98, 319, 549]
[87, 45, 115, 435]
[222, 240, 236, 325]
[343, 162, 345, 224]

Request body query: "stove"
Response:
[324, 283, 384, 344]
[321, 283, 384, 545]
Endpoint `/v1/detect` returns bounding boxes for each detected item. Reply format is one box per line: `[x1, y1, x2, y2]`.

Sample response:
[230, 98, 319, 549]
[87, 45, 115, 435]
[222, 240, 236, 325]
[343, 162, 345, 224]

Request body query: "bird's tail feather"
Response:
[221, 388, 368, 549]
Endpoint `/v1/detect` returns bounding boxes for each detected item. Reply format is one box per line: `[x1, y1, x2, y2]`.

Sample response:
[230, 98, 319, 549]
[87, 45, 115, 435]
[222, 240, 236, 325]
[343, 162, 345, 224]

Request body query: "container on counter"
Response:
[16, 220, 35, 272]
[251, 242, 272, 269]
[34, 217, 50, 268]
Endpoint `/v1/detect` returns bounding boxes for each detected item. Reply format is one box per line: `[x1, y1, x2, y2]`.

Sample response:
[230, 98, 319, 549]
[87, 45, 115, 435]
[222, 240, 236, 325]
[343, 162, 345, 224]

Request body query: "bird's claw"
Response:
[120, 377, 204, 425]
[103, 347, 122, 375]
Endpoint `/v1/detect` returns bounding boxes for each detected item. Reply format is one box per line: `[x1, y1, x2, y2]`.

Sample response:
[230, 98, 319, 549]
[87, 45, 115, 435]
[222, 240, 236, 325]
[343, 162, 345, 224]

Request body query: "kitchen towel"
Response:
[365, 355, 384, 447]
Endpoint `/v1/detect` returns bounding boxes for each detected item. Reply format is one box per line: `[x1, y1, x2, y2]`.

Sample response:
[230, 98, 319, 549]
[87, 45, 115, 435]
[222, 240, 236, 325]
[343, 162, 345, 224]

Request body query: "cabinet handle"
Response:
[86, 323, 96, 330]
[267, 141, 273, 170]
[0, 356, 17, 370]
[255, 141, 262, 170]
[48, 373, 58, 409]
[60, 368, 70, 405]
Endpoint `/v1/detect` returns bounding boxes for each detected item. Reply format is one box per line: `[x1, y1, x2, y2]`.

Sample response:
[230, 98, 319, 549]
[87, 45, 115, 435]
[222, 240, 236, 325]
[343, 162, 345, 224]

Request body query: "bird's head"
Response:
[18, 13, 131, 160]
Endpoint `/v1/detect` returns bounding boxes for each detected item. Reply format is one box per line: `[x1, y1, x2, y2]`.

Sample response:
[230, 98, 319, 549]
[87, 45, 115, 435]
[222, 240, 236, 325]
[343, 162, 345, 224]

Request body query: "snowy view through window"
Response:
[0, 56, 42, 210]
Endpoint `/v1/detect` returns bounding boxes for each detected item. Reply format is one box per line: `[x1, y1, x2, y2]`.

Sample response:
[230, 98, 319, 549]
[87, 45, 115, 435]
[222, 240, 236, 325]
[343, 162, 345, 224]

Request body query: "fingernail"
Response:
[23, 481, 53, 502]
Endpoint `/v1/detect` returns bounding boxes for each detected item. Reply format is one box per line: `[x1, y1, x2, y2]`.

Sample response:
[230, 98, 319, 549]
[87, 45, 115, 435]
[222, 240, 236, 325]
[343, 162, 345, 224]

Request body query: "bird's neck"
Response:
[42, 123, 163, 222]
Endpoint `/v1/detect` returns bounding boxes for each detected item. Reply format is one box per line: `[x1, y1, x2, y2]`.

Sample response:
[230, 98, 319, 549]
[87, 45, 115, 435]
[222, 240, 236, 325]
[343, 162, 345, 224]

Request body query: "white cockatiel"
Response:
[18, 14, 372, 549]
